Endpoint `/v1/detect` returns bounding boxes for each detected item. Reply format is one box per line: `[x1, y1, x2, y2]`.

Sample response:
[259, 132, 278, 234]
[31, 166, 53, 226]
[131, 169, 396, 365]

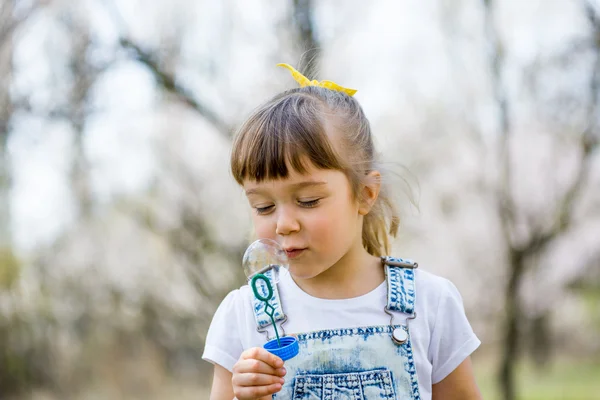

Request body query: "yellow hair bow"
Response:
[276, 63, 357, 97]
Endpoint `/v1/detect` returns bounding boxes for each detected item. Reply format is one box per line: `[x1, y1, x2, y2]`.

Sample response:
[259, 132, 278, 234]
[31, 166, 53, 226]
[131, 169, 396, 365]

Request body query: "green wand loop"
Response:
[251, 273, 281, 347]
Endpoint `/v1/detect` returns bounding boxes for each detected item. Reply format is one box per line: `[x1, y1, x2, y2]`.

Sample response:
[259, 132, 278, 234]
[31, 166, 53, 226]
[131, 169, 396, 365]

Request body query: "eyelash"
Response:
[255, 205, 274, 215]
[299, 199, 320, 208]
[254, 199, 321, 215]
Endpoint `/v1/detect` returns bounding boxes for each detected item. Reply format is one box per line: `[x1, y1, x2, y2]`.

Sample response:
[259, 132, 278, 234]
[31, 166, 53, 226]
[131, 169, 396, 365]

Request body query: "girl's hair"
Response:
[230, 86, 400, 257]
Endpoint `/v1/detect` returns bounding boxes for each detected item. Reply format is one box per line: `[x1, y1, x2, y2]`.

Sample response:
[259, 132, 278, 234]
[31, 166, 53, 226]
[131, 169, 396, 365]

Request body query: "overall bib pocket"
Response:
[291, 368, 396, 400]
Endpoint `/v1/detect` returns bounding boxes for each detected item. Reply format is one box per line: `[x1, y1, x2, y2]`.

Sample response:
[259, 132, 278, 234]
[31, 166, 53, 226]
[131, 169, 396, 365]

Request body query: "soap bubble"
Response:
[242, 238, 289, 284]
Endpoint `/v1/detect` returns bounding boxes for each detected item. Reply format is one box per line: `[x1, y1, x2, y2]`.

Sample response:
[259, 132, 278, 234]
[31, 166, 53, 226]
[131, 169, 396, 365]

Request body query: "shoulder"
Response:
[414, 268, 467, 325]
[215, 284, 254, 315]
[206, 284, 257, 336]
[415, 268, 462, 301]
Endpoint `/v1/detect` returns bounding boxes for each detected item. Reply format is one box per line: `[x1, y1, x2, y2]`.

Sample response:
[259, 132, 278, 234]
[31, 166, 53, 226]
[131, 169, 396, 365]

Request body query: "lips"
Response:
[284, 248, 306, 259]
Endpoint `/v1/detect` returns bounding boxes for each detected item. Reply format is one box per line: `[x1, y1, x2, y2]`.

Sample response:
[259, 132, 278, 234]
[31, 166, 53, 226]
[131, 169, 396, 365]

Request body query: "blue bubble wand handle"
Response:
[250, 273, 281, 347]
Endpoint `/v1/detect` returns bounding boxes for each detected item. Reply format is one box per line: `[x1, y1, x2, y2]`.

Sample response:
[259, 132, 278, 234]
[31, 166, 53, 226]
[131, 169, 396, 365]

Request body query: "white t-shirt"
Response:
[202, 268, 480, 400]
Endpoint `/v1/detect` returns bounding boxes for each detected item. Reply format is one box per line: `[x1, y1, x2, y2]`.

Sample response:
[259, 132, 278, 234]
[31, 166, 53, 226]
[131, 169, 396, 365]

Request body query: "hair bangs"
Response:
[231, 92, 345, 184]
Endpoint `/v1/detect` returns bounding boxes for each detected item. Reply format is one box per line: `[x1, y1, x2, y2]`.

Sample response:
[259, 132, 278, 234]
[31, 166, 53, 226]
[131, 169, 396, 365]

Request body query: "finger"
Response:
[233, 372, 285, 387]
[240, 347, 284, 369]
[234, 358, 286, 377]
[234, 382, 282, 399]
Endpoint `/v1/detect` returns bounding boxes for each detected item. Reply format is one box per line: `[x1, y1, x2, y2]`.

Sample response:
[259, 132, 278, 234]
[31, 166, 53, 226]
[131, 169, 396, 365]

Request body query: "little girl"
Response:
[203, 64, 482, 400]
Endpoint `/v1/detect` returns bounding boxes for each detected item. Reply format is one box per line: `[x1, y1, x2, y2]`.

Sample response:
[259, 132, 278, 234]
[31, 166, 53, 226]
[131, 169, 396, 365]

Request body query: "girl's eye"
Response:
[255, 205, 274, 215]
[298, 199, 320, 208]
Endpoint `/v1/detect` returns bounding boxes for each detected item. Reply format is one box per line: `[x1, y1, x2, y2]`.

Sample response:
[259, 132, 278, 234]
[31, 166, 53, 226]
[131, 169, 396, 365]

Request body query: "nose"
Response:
[275, 205, 300, 236]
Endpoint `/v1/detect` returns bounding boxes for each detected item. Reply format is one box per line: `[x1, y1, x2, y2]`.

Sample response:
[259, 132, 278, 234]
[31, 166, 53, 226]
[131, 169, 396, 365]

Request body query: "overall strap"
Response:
[251, 268, 287, 331]
[383, 256, 418, 315]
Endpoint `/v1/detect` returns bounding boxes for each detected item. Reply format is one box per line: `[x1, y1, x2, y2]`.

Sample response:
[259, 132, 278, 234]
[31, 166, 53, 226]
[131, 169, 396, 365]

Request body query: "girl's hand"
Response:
[232, 347, 287, 400]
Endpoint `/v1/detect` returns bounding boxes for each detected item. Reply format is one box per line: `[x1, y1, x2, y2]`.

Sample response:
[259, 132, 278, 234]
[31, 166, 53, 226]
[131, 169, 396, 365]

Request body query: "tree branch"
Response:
[118, 38, 233, 138]
[519, 1, 600, 256]
[102, 0, 232, 137]
[0, 0, 46, 51]
[292, 0, 320, 79]
[482, 0, 515, 250]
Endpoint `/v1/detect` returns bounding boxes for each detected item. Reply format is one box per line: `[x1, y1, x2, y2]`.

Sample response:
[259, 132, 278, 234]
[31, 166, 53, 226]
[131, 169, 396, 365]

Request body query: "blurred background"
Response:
[1, 0, 599, 399]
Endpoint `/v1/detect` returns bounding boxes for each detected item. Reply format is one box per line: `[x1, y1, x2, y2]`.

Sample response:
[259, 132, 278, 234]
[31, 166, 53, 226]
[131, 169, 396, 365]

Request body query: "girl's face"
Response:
[243, 162, 365, 281]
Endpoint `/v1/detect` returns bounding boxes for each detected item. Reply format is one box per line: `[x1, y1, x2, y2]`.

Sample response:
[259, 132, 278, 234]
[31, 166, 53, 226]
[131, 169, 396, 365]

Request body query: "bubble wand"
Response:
[251, 271, 282, 347]
[243, 239, 299, 361]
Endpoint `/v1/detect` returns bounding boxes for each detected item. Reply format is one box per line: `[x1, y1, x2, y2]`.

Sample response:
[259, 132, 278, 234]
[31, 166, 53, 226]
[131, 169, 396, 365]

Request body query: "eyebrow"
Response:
[245, 181, 327, 196]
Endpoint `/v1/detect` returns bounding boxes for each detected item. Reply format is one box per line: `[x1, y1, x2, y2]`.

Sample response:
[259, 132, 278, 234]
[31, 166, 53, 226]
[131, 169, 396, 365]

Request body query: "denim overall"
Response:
[251, 257, 421, 400]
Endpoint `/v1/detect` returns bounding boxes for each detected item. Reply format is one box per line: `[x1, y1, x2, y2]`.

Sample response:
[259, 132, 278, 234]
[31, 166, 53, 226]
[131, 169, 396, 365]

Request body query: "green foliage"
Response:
[0, 312, 56, 397]
[580, 285, 600, 331]
[0, 247, 57, 397]
[476, 359, 600, 400]
[0, 246, 20, 290]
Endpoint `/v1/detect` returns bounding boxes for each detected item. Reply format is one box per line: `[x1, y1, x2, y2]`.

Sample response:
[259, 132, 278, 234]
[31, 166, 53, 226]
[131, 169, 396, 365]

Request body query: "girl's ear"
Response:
[358, 170, 381, 215]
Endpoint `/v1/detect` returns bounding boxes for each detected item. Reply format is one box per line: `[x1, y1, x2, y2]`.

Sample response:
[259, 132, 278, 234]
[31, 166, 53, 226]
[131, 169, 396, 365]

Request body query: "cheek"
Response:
[306, 214, 332, 239]
[309, 203, 357, 241]
[252, 216, 276, 240]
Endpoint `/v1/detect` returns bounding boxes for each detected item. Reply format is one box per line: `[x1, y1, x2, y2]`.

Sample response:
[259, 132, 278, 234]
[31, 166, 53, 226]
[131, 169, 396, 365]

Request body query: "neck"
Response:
[293, 245, 385, 300]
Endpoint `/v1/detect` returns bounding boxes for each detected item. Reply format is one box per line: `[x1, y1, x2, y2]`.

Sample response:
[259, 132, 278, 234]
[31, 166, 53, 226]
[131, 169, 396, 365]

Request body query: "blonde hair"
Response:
[230, 86, 400, 257]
